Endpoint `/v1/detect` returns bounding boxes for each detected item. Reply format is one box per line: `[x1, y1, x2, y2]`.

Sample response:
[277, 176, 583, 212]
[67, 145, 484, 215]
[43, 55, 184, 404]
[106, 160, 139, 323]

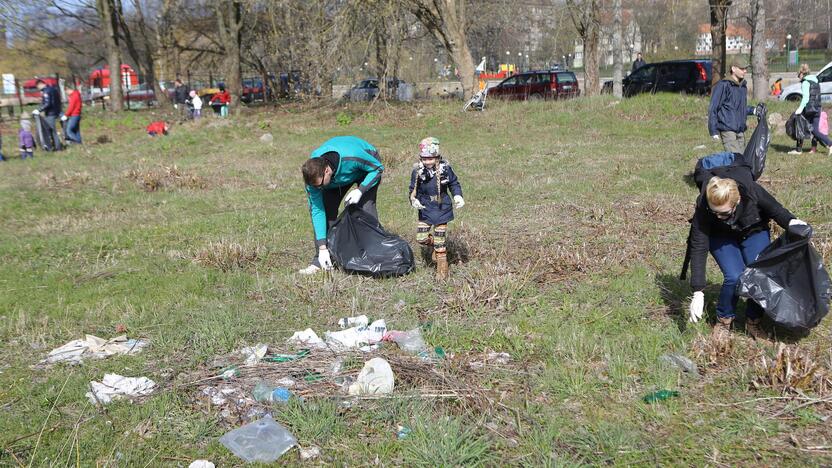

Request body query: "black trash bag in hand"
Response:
[327, 206, 415, 277]
[737, 224, 832, 331]
[742, 103, 770, 180]
[785, 113, 812, 142]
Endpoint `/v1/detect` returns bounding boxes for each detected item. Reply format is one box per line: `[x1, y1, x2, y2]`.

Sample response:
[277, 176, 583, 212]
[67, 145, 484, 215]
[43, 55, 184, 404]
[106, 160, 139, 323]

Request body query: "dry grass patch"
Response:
[753, 343, 832, 396]
[37, 171, 92, 189]
[124, 164, 207, 191]
[192, 239, 261, 271]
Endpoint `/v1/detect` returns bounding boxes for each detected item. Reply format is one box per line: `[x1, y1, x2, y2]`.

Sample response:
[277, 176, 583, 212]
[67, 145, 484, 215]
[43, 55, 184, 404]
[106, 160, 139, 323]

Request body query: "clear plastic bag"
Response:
[219, 415, 296, 463]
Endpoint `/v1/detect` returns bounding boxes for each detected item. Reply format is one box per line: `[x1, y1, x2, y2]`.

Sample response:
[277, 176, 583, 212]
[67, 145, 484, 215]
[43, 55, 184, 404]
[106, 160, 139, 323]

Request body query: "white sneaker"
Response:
[828, 147, 832, 156]
[787, 149, 802, 155]
[298, 264, 321, 275]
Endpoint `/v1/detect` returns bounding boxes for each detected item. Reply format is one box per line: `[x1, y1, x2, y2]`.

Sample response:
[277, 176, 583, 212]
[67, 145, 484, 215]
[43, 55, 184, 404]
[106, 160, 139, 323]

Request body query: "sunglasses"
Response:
[709, 204, 737, 219]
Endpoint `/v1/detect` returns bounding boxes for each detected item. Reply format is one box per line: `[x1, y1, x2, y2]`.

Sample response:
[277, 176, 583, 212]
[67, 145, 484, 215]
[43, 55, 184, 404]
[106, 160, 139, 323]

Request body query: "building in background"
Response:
[695, 23, 751, 56]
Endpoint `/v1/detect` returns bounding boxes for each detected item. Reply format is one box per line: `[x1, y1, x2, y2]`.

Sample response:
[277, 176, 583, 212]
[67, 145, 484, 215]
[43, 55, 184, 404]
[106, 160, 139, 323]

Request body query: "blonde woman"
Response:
[688, 173, 807, 339]
[789, 64, 832, 155]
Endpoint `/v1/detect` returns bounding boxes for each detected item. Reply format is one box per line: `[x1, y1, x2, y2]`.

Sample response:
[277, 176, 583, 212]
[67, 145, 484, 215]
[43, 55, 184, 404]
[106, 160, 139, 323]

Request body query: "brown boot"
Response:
[745, 319, 770, 341]
[435, 251, 448, 280]
[712, 316, 733, 342]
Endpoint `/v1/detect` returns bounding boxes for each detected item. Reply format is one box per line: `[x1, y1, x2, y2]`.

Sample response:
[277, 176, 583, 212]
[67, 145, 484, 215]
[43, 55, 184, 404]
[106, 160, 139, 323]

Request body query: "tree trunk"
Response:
[155, 0, 177, 101]
[709, 0, 732, 86]
[96, 0, 123, 111]
[750, 0, 768, 101]
[567, 0, 601, 96]
[216, 0, 244, 109]
[408, 0, 476, 99]
[827, 0, 831, 50]
[612, 0, 623, 98]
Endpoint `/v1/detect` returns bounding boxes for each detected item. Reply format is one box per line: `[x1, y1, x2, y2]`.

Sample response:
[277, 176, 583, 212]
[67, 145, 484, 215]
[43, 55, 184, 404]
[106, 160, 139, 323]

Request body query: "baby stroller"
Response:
[463, 87, 487, 112]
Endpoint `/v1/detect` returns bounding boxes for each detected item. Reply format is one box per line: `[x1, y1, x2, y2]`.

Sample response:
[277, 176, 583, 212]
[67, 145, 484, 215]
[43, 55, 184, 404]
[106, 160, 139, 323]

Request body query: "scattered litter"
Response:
[469, 351, 512, 369]
[642, 389, 680, 404]
[330, 356, 344, 374]
[659, 353, 700, 377]
[348, 357, 395, 395]
[299, 446, 322, 461]
[220, 366, 240, 380]
[202, 386, 239, 406]
[86, 374, 156, 404]
[115, 324, 128, 333]
[385, 329, 428, 354]
[219, 415, 296, 463]
[259, 133, 274, 144]
[693, 144, 706, 150]
[188, 461, 215, 468]
[396, 425, 411, 439]
[252, 381, 293, 403]
[276, 377, 297, 387]
[325, 319, 386, 352]
[338, 314, 369, 329]
[240, 343, 268, 365]
[264, 349, 310, 363]
[287, 329, 326, 349]
[39, 334, 148, 366]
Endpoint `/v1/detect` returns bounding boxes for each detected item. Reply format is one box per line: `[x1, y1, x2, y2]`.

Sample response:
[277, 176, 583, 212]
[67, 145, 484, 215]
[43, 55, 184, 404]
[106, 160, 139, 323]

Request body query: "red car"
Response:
[488, 70, 580, 101]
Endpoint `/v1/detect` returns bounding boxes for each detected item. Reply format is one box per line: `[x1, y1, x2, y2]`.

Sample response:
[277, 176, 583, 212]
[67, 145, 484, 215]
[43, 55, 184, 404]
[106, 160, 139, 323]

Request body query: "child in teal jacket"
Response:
[300, 136, 384, 274]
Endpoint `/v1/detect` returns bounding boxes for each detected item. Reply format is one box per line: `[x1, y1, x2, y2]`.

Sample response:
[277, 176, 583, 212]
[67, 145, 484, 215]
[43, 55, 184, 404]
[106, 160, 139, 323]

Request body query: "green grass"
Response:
[1, 95, 831, 465]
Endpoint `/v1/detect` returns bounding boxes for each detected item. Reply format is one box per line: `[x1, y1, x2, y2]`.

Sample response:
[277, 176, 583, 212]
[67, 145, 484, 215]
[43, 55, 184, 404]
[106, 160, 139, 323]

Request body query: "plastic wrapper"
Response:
[219, 415, 296, 463]
[737, 224, 831, 331]
[327, 206, 414, 277]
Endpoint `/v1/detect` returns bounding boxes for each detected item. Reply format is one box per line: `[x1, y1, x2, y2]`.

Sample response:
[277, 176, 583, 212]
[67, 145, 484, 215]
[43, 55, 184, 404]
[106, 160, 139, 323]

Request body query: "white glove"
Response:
[789, 219, 807, 227]
[343, 188, 362, 206]
[689, 291, 705, 323]
[60, 115, 67, 122]
[411, 198, 425, 210]
[318, 248, 333, 270]
[711, 134, 720, 140]
[453, 195, 465, 208]
[32, 110, 40, 116]
[795, 110, 802, 115]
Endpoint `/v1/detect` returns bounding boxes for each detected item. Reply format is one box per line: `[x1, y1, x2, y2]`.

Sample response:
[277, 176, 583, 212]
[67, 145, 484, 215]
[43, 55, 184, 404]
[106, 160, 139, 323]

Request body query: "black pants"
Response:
[311, 183, 379, 266]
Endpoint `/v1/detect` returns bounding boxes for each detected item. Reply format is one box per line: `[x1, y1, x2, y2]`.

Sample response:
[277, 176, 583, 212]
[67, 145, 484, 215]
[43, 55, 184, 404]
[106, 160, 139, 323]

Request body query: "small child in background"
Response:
[19, 116, 35, 160]
[147, 121, 169, 136]
[408, 137, 465, 280]
[188, 90, 202, 119]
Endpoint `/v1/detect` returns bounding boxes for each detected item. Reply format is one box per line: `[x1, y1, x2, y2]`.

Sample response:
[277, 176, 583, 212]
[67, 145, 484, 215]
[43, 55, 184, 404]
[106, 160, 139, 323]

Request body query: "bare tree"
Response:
[566, 0, 601, 96]
[406, 0, 476, 99]
[749, 0, 767, 101]
[612, 0, 622, 98]
[96, 0, 124, 111]
[709, 0, 732, 86]
[215, 0, 244, 109]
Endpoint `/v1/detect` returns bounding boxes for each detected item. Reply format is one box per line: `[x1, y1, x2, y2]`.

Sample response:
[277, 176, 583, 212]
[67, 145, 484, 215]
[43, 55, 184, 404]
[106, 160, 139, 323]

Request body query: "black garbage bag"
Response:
[737, 224, 832, 331]
[327, 206, 414, 277]
[742, 102, 769, 180]
[785, 112, 812, 142]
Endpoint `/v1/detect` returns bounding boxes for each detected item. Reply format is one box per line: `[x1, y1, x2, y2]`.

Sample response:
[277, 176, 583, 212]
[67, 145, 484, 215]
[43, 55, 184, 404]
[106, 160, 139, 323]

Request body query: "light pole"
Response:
[786, 34, 792, 72]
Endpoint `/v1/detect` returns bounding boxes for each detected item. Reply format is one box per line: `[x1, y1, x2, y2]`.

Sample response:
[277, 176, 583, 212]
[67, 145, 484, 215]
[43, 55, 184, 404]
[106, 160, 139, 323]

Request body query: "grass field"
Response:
[1, 94, 831, 466]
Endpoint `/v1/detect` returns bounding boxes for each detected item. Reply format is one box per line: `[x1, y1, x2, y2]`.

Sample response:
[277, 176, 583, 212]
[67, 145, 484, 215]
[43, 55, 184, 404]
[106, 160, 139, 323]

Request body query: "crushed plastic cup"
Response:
[219, 415, 297, 463]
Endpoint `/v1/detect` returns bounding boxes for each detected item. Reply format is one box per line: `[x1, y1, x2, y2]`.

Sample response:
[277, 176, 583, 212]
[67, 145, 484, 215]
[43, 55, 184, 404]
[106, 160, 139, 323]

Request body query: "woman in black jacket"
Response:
[688, 170, 806, 339]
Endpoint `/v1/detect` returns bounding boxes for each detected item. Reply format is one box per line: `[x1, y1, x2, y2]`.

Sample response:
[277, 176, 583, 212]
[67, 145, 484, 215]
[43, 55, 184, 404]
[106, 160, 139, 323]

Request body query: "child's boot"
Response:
[435, 251, 448, 280]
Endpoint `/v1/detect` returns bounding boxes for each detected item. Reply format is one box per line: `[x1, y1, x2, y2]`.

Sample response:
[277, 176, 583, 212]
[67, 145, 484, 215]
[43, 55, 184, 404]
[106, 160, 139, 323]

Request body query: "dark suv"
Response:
[603, 60, 712, 97]
[488, 70, 580, 101]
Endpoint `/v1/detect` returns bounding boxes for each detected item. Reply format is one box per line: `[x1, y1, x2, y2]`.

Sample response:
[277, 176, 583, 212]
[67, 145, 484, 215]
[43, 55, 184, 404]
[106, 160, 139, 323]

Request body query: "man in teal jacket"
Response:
[299, 136, 384, 274]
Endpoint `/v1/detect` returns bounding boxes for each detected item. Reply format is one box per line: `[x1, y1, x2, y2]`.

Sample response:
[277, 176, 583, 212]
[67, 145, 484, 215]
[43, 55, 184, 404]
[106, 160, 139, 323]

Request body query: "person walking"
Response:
[174, 79, 189, 118]
[631, 52, 646, 73]
[788, 64, 832, 155]
[299, 136, 384, 275]
[62, 83, 83, 144]
[687, 170, 808, 340]
[708, 56, 757, 154]
[32, 79, 63, 151]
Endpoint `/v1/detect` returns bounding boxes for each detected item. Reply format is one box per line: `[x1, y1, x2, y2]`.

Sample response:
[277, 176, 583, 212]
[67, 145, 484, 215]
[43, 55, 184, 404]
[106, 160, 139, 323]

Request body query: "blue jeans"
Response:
[65, 116, 82, 143]
[709, 229, 770, 319]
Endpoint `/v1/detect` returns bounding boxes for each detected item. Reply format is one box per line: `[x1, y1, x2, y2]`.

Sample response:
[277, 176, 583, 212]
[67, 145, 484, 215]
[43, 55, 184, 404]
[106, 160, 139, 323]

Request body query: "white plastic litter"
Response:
[240, 343, 268, 365]
[338, 314, 369, 329]
[86, 374, 157, 404]
[348, 358, 395, 395]
[40, 335, 148, 366]
[299, 446, 322, 461]
[326, 319, 386, 352]
[219, 415, 296, 463]
[188, 461, 215, 468]
[287, 329, 326, 349]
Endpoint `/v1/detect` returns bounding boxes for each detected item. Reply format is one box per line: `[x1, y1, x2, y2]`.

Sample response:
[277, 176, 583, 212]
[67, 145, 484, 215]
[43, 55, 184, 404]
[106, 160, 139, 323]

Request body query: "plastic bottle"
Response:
[253, 382, 292, 403]
[642, 390, 680, 403]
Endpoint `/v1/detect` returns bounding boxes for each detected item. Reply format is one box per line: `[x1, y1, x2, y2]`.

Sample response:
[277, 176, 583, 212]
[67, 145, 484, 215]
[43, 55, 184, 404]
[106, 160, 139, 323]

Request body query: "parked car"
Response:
[603, 60, 712, 97]
[487, 70, 580, 101]
[779, 61, 832, 103]
[343, 78, 402, 101]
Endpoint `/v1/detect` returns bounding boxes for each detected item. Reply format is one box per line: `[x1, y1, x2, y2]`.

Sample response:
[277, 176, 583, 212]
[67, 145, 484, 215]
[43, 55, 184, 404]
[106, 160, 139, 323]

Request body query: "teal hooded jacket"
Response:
[306, 136, 384, 245]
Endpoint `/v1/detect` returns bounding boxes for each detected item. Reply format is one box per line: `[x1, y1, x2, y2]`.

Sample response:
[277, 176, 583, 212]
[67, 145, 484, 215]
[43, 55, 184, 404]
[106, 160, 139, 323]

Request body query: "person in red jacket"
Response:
[147, 121, 169, 136]
[209, 84, 230, 117]
[62, 84, 83, 144]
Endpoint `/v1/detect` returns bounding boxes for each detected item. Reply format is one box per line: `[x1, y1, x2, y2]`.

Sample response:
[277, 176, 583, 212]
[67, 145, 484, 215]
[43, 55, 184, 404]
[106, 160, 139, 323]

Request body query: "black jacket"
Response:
[708, 78, 754, 135]
[174, 84, 189, 105]
[37, 85, 63, 116]
[689, 168, 794, 291]
[632, 58, 646, 72]
[409, 161, 463, 226]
